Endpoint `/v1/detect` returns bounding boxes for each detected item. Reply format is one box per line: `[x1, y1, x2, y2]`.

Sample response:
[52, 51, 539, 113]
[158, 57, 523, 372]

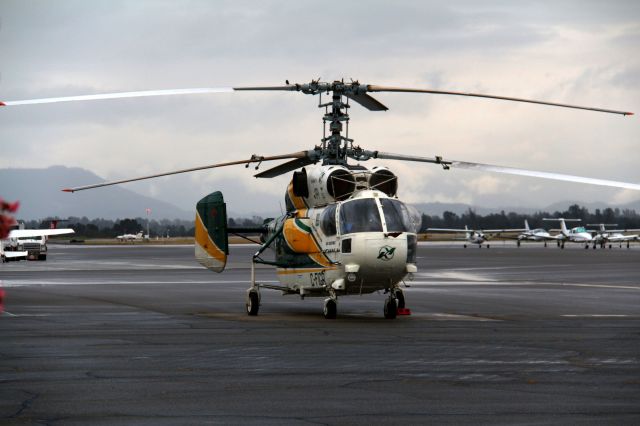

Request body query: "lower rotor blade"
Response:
[344, 93, 388, 111]
[373, 152, 640, 191]
[62, 152, 308, 192]
[254, 156, 316, 178]
[367, 85, 633, 116]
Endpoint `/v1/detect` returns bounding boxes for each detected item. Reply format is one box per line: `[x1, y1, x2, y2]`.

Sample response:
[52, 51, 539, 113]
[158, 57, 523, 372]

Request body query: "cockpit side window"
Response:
[320, 204, 337, 236]
[339, 198, 383, 234]
[380, 198, 418, 233]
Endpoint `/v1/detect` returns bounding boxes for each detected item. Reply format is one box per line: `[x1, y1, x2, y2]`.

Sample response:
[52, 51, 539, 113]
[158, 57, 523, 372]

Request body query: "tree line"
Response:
[17, 204, 640, 238]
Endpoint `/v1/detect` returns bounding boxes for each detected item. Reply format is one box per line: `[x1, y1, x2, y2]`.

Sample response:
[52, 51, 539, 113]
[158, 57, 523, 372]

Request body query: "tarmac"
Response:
[1, 242, 639, 425]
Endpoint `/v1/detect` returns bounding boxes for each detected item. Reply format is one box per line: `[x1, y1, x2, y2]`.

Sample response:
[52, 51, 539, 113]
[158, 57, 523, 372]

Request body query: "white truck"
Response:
[1, 227, 75, 262]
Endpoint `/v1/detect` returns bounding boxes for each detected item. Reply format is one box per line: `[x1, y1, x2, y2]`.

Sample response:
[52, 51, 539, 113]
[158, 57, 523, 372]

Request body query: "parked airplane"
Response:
[116, 231, 146, 241]
[516, 219, 560, 247]
[542, 218, 593, 249]
[427, 225, 523, 248]
[1, 226, 75, 261]
[588, 223, 639, 249]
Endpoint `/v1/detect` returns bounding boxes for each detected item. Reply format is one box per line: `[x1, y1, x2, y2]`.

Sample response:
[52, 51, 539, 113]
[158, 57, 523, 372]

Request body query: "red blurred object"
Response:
[1, 198, 19, 239]
[397, 308, 412, 316]
[0, 288, 5, 314]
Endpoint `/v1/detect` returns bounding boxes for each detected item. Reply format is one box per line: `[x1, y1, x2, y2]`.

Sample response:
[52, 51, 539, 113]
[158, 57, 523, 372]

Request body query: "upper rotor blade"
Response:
[0, 85, 298, 107]
[1, 88, 233, 106]
[62, 152, 308, 192]
[373, 152, 640, 191]
[367, 85, 633, 116]
[254, 156, 317, 178]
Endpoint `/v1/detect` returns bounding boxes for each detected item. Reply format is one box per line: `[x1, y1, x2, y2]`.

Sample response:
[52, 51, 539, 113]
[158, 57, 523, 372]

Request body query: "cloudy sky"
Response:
[1, 0, 639, 216]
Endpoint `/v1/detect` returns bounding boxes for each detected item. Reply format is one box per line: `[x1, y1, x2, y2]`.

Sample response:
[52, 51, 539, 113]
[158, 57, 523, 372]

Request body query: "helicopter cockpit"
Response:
[338, 197, 420, 235]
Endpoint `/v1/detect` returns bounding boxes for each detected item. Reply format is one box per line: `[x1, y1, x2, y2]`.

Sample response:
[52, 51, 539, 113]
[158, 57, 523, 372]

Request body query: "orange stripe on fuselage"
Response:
[277, 267, 337, 275]
[287, 182, 307, 216]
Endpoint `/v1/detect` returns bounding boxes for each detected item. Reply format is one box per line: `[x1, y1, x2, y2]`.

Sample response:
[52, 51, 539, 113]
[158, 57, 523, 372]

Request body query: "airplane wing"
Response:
[426, 228, 473, 233]
[8, 228, 75, 238]
[481, 228, 526, 233]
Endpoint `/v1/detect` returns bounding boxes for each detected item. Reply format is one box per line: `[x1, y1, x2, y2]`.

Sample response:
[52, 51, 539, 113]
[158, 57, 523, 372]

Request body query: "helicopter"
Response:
[2, 79, 638, 319]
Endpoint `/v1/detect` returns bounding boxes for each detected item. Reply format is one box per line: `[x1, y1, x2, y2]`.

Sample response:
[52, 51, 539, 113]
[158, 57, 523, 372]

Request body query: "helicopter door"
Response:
[195, 191, 228, 273]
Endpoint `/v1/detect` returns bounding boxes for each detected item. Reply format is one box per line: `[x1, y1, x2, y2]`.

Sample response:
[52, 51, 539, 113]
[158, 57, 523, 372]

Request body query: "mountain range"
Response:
[1, 166, 638, 220]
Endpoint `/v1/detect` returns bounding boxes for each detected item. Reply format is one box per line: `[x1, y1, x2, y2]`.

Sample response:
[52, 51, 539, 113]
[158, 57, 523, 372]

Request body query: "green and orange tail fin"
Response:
[195, 191, 228, 273]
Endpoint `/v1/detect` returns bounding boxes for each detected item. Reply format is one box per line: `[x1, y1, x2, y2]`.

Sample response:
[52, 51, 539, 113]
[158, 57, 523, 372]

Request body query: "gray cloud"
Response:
[1, 0, 639, 215]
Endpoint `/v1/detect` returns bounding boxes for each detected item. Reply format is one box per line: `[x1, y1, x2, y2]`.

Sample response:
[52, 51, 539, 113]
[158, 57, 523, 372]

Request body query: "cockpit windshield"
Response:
[339, 198, 383, 234]
[380, 198, 420, 233]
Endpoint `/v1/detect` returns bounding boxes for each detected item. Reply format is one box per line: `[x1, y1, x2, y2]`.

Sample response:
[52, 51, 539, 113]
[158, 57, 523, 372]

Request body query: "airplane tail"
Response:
[465, 225, 471, 240]
[195, 191, 228, 273]
[524, 219, 530, 231]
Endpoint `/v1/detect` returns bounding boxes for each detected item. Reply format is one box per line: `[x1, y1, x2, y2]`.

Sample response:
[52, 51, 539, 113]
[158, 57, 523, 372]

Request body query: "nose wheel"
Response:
[323, 298, 337, 319]
[384, 296, 397, 319]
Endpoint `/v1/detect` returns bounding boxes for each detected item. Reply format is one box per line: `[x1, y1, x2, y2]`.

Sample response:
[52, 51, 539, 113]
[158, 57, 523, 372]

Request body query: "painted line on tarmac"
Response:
[1, 280, 280, 287]
[562, 314, 631, 317]
[408, 281, 640, 290]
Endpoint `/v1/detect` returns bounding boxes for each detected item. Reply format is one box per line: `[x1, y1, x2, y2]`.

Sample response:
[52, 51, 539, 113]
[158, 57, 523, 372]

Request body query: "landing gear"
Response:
[561, 242, 565, 249]
[394, 289, 405, 310]
[517, 240, 521, 247]
[486, 244, 490, 249]
[544, 242, 548, 247]
[463, 244, 467, 248]
[384, 296, 397, 319]
[323, 298, 337, 319]
[246, 289, 260, 316]
[584, 244, 589, 249]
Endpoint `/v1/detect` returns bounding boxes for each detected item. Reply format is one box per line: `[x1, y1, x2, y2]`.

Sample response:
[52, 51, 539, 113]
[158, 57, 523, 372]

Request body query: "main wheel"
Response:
[246, 290, 259, 316]
[323, 298, 337, 319]
[384, 296, 397, 319]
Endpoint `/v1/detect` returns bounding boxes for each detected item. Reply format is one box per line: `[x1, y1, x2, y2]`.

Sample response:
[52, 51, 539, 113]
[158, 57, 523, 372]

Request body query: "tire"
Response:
[246, 291, 259, 316]
[384, 297, 397, 319]
[323, 298, 337, 319]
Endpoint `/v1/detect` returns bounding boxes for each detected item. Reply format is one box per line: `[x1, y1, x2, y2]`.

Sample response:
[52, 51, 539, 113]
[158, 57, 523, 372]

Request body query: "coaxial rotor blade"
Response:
[254, 156, 317, 178]
[344, 93, 388, 111]
[0, 85, 299, 107]
[62, 152, 309, 192]
[366, 85, 633, 116]
[372, 152, 640, 191]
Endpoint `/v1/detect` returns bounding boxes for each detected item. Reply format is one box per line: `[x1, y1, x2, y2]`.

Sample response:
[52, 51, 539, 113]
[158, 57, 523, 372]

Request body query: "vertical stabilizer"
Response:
[524, 219, 530, 231]
[195, 191, 228, 273]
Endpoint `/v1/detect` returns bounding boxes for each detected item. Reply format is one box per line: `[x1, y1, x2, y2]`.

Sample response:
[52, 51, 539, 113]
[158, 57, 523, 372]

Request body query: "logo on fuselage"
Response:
[377, 246, 396, 261]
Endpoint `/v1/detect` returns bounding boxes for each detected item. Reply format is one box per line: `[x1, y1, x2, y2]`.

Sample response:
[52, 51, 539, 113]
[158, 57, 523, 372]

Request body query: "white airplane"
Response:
[427, 225, 524, 248]
[1, 227, 75, 261]
[116, 231, 145, 241]
[516, 219, 561, 247]
[543, 218, 593, 249]
[588, 223, 639, 249]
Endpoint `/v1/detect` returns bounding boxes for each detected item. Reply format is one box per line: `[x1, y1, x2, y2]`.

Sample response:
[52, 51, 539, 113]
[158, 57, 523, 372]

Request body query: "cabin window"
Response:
[339, 198, 383, 234]
[320, 204, 337, 236]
